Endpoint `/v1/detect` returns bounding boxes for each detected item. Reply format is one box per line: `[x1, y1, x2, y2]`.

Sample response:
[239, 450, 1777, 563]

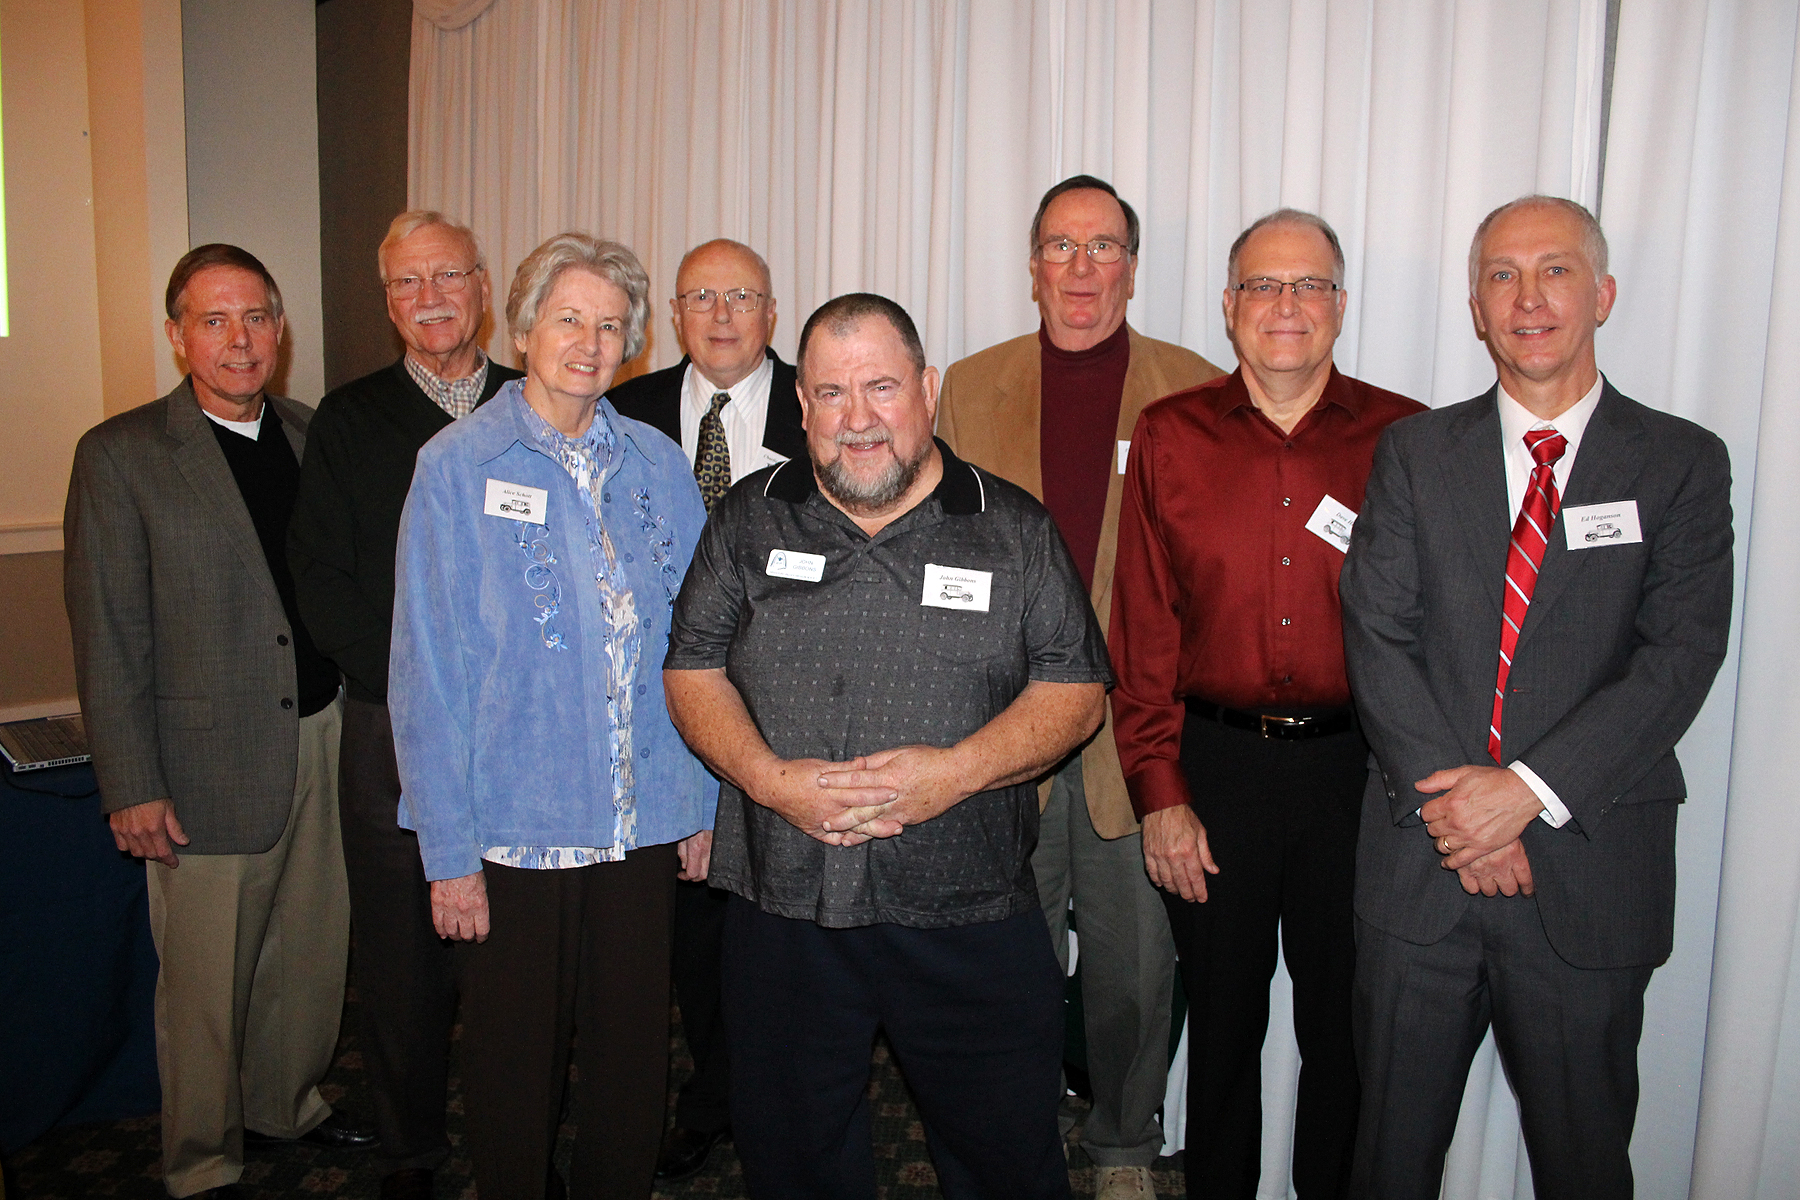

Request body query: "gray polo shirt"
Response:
[666, 440, 1113, 929]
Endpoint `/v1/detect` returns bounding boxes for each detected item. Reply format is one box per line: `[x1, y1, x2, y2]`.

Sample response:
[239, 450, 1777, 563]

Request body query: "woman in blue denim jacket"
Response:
[391, 232, 715, 1200]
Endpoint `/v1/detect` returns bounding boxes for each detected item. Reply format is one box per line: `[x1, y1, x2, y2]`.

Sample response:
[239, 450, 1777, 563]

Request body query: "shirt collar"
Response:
[764, 437, 985, 516]
[683, 350, 774, 409]
[1497, 373, 1605, 453]
[1202, 365, 1358, 426]
[470, 378, 660, 465]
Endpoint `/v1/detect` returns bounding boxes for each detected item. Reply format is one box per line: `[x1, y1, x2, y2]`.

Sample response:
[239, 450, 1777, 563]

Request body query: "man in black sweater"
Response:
[288, 212, 521, 1200]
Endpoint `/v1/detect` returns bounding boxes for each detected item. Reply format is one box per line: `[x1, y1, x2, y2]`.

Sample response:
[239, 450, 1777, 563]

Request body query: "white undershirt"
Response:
[677, 355, 786, 481]
[1494, 374, 1605, 829]
[202, 406, 264, 440]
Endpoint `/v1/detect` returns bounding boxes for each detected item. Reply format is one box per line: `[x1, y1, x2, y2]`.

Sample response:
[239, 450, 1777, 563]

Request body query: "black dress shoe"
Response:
[380, 1168, 434, 1199]
[653, 1125, 729, 1182]
[244, 1110, 380, 1150]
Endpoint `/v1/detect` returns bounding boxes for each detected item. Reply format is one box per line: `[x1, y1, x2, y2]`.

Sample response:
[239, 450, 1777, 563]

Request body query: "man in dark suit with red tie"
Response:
[1340, 196, 1734, 1199]
[607, 237, 806, 1182]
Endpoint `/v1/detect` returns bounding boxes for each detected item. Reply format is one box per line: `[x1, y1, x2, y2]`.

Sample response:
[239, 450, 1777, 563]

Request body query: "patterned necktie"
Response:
[1488, 428, 1569, 763]
[695, 391, 732, 512]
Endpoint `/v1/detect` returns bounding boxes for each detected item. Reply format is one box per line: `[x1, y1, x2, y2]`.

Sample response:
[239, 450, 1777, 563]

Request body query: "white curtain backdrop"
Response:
[410, 2, 1800, 1197]
[1600, 3, 1800, 1198]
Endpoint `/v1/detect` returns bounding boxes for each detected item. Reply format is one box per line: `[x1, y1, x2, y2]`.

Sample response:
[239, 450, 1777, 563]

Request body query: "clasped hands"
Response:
[750, 745, 966, 846]
[1417, 764, 1543, 897]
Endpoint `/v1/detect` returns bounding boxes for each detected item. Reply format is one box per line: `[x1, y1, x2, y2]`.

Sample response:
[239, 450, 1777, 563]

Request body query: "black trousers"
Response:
[1162, 713, 1367, 1200]
[1351, 903, 1653, 1200]
[669, 878, 732, 1132]
[338, 696, 458, 1175]
[723, 897, 1071, 1200]
[456, 847, 677, 1200]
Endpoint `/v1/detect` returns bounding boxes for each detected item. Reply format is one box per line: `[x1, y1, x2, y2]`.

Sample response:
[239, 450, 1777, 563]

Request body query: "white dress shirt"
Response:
[678, 354, 788, 482]
[1495, 374, 1605, 828]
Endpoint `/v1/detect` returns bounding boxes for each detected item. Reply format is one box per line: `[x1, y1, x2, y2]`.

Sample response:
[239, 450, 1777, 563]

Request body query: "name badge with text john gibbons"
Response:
[766, 549, 826, 582]
[921, 563, 992, 612]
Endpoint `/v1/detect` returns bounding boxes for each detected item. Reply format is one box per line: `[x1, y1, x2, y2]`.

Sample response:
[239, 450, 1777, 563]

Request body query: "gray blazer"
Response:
[1340, 382, 1733, 969]
[64, 380, 317, 855]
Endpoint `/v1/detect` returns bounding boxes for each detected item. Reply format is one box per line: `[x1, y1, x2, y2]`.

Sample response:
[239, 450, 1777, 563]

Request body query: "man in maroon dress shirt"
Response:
[1110, 211, 1424, 1200]
[938, 176, 1223, 1200]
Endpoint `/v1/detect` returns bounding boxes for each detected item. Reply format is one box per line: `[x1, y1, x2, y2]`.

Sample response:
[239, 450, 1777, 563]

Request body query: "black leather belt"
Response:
[1183, 698, 1356, 740]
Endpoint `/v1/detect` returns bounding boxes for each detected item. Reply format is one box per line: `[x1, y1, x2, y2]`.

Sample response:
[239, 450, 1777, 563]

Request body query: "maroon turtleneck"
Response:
[1039, 320, 1131, 591]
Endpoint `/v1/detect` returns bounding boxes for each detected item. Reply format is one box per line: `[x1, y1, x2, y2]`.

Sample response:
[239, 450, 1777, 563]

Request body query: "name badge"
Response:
[1117, 440, 1131, 475]
[485, 478, 548, 523]
[766, 549, 826, 582]
[1305, 494, 1358, 553]
[1563, 500, 1642, 549]
[921, 563, 992, 612]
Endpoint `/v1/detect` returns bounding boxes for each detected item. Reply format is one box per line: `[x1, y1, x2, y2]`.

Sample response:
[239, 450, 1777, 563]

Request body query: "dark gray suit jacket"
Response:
[1340, 382, 1733, 969]
[64, 380, 317, 855]
[606, 348, 806, 463]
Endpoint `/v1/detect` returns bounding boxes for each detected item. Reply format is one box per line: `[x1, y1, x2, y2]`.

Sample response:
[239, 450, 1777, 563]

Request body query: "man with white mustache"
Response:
[288, 211, 522, 1200]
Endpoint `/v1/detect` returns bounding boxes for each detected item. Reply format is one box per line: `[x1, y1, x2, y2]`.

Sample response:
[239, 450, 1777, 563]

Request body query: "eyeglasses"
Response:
[1036, 238, 1129, 265]
[680, 288, 767, 313]
[384, 268, 481, 298]
[1233, 277, 1340, 302]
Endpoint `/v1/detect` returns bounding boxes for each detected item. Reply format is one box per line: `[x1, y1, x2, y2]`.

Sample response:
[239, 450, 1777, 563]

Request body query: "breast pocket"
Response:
[910, 581, 1021, 664]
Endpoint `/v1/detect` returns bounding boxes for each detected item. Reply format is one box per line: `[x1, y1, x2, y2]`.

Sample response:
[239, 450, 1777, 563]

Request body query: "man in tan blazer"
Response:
[937, 175, 1223, 1200]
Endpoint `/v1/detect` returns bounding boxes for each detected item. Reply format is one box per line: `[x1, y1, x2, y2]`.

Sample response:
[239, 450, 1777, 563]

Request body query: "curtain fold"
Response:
[406, 3, 1800, 1196]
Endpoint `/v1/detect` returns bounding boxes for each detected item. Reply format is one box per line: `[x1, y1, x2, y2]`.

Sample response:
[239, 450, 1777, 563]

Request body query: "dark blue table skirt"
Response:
[0, 761, 160, 1153]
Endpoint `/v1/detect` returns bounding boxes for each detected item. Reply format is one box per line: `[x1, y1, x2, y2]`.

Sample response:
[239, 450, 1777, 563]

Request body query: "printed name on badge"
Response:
[1304, 494, 1358, 553]
[1563, 500, 1642, 549]
[485, 478, 549, 523]
[766, 548, 826, 582]
[1117, 440, 1131, 475]
[921, 563, 992, 612]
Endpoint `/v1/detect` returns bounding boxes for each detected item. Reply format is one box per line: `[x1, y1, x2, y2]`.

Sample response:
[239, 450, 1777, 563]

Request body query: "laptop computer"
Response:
[0, 712, 92, 772]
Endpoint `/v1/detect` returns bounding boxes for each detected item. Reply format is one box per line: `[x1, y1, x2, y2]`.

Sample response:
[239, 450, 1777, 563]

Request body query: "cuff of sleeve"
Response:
[1125, 759, 1192, 822]
[1508, 760, 1572, 828]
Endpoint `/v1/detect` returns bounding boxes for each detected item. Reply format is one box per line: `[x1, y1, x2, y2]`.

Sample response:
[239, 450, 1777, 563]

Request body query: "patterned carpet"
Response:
[4, 992, 1184, 1199]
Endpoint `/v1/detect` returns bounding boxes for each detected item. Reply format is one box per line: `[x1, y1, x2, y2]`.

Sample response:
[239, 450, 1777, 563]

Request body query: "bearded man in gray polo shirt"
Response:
[665, 292, 1112, 1199]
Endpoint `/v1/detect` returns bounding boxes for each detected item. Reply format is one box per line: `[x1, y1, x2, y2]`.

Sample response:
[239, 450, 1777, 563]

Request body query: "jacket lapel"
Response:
[1443, 389, 1511, 625]
[1516, 382, 1647, 643]
[164, 381, 284, 607]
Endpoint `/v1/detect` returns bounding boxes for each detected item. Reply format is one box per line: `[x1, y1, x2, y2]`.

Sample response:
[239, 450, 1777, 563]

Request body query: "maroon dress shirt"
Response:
[1110, 366, 1425, 818]
[1040, 321, 1130, 591]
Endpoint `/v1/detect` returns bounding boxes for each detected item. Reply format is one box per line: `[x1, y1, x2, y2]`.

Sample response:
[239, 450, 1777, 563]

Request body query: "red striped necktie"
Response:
[1488, 428, 1568, 763]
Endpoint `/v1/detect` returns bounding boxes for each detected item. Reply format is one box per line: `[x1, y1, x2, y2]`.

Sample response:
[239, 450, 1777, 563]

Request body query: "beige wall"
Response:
[181, 0, 324, 407]
[0, 552, 73, 719]
[0, 0, 106, 554]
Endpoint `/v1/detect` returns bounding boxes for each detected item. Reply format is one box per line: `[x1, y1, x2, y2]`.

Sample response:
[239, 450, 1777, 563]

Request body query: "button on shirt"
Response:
[666, 440, 1114, 929]
[679, 355, 785, 483]
[1110, 367, 1425, 818]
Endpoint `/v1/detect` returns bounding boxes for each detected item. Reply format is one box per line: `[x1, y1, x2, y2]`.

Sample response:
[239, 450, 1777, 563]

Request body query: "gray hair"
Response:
[506, 233, 652, 362]
[1468, 195, 1609, 292]
[1227, 209, 1346, 286]
[378, 210, 483, 279]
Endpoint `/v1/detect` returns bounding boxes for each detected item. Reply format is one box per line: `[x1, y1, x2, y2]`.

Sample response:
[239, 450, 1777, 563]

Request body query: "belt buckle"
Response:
[1259, 713, 1306, 738]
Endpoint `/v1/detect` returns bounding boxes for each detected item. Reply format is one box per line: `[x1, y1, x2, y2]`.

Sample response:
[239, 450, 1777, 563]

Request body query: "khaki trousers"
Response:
[147, 700, 350, 1197]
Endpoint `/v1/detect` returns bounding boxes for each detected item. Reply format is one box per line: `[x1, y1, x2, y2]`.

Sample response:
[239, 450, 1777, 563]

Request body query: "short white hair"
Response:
[1468, 195, 1609, 292]
[505, 233, 652, 362]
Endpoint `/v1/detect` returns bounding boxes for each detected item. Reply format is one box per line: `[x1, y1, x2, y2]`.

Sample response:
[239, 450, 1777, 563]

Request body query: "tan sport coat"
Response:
[937, 325, 1223, 838]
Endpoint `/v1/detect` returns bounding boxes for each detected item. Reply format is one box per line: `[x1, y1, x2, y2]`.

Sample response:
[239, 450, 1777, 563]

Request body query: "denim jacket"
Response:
[390, 381, 715, 881]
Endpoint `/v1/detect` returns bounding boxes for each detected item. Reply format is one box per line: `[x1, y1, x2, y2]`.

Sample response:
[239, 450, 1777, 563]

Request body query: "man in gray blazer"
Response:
[1339, 197, 1733, 1200]
[65, 245, 371, 1199]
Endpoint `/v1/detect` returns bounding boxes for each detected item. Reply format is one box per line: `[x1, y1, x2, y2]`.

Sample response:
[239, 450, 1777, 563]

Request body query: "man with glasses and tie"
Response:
[607, 237, 805, 1183]
[1110, 210, 1422, 1199]
[937, 175, 1222, 1200]
[289, 211, 521, 1200]
[1339, 196, 1732, 1200]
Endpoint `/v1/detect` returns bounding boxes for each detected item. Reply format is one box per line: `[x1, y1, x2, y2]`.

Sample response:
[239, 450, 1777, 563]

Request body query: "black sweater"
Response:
[287, 357, 522, 702]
